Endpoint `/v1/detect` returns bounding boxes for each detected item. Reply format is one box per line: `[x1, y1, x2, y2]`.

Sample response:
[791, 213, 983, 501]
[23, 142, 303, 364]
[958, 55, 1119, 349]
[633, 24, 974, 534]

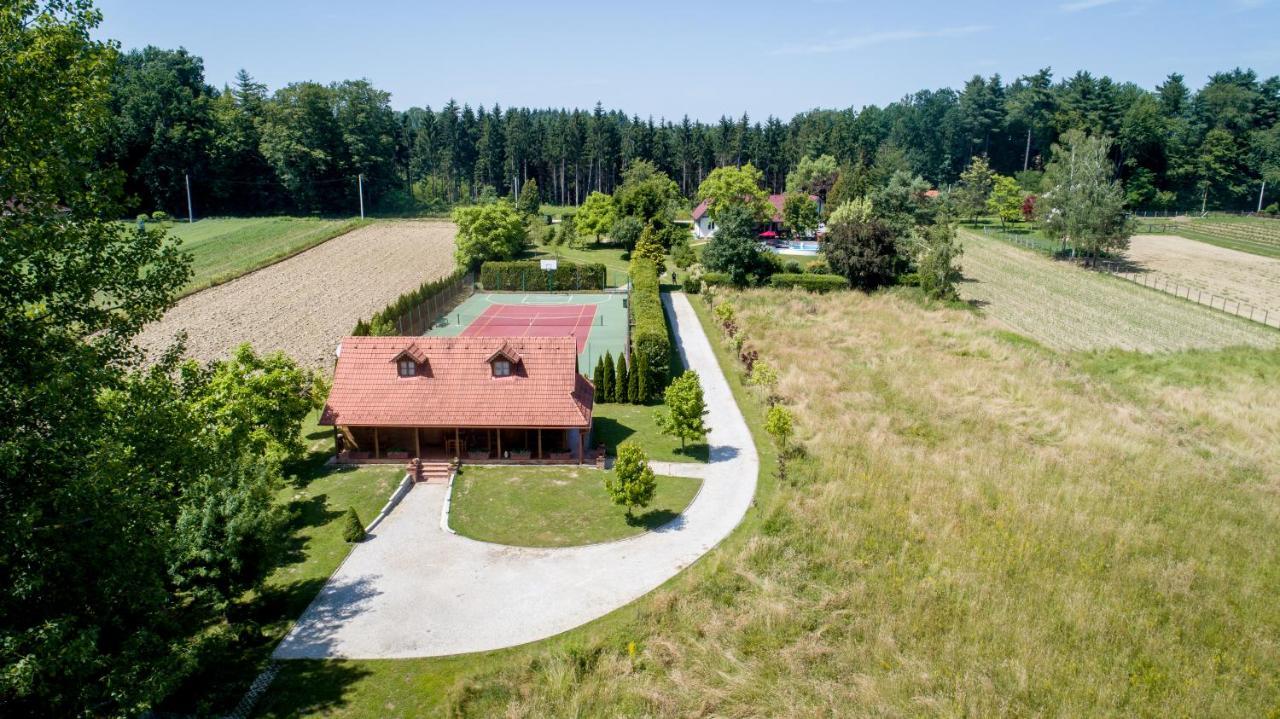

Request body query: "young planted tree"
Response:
[987, 175, 1024, 227]
[749, 361, 779, 403]
[342, 507, 366, 543]
[627, 354, 641, 403]
[593, 356, 606, 399]
[765, 405, 795, 452]
[912, 218, 965, 300]
[602, 350, 616, 401]
[781, 192, 819, 238]
[655, 370, 709, 451]
[605, 441, 657, 518]
[614, 354, 629, 403]
[575, 190, 616, 244]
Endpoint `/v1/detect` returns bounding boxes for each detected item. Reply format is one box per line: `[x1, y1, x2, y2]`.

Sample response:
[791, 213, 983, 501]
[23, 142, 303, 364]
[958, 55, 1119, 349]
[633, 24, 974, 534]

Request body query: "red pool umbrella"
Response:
[758, 230, 778, 238]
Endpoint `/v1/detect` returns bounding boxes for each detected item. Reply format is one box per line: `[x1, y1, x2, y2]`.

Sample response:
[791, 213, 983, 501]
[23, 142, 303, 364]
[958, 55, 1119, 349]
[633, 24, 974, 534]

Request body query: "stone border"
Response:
[364, 473, 414, 534]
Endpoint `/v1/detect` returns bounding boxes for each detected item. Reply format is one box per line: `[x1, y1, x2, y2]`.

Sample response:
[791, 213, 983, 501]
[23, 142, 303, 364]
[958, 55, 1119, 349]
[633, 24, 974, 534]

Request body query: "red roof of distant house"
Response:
[924, 189, 941, 199]
[691, 193, 818, 223]
[321, 336, 593, 429]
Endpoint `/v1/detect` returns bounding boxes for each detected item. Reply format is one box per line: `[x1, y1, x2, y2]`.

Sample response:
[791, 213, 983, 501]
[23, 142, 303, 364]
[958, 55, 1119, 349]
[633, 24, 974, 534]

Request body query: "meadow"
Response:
[957, 230, 1280, 351]
[1142, 214, 1280, 259]
[155, 216, 368, 295]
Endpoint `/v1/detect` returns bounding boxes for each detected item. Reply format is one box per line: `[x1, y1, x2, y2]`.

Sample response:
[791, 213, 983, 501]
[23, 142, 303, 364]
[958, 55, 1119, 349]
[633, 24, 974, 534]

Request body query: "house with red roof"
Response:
[322, 335, 595, 464]
[691, 193, 821, 240]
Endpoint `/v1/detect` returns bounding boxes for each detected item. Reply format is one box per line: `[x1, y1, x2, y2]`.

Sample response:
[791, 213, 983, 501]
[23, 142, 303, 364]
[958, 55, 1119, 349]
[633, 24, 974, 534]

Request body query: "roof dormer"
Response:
[487, 343, 522, 378]
[390, 347, 427, 378]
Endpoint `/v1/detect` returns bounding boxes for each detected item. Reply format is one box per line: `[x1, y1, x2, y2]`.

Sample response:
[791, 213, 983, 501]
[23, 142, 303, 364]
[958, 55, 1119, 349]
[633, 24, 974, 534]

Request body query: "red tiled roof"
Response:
[692, 193, 817, 223]
[321, 336, 593, 429]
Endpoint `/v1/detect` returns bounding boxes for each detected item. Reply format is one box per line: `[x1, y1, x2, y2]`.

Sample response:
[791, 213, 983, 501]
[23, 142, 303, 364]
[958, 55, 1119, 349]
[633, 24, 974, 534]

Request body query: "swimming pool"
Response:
[768, 240, 821, 256]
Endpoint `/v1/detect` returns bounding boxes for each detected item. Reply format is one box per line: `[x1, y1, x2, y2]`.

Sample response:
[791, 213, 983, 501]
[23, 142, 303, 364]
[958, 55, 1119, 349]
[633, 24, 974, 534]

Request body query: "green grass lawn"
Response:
[151, 216, 368, 295]
[448, 465, 701, 546]
[526, 239, 633, 286]
[157, 410, 403, 715]
[593, 401, 708, 462]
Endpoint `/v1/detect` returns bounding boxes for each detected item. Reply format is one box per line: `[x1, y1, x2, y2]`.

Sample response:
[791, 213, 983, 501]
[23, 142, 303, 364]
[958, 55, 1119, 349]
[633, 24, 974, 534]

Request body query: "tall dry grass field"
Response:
[432, 289, 1280, 718]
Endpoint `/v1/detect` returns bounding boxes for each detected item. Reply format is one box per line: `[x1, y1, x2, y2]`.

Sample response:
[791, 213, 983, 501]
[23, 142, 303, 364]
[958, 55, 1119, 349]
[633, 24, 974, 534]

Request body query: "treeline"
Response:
[106, 48, 1280, 218]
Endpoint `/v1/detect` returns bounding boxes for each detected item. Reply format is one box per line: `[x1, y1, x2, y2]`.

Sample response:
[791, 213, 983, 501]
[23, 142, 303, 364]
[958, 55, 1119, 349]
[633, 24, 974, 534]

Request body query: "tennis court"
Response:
[427, 292, 628, 371]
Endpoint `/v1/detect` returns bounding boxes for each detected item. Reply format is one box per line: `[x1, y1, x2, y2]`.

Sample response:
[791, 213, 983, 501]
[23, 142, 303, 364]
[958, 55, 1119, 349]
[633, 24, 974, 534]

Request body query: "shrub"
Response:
[479, 260, 606, 291]
[1264, 202, 1279, 216]
[767, 273, 849, 293]
[342, 507, 366, 543]
[352, 267, 470, 336]
[629, 258, 670, 399]
[783, 260, 803, 274]
[151, 210, 169, 222]
[700, 272, 732, 288]
[804, 259, 831, 274]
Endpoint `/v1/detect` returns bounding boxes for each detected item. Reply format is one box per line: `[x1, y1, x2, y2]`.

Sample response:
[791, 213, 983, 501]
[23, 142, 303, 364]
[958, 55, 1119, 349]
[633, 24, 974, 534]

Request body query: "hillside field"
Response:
[957, 231, 1280, 351]
[1138, 214, 1280, 259]
[156, 216, 369, 295]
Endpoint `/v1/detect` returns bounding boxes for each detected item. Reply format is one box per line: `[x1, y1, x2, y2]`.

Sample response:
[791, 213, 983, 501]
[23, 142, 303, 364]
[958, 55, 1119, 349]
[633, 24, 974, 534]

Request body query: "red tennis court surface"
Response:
[460, 304, 597, 352]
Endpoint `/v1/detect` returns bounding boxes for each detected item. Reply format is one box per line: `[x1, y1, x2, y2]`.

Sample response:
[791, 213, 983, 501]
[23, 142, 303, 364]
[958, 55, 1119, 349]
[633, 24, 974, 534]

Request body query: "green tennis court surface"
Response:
[426, 292, 628, 371]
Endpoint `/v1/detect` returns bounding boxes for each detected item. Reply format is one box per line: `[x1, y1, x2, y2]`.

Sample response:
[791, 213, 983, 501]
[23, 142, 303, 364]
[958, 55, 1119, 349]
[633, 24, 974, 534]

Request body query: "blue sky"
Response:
[96, 0, 1279, 121]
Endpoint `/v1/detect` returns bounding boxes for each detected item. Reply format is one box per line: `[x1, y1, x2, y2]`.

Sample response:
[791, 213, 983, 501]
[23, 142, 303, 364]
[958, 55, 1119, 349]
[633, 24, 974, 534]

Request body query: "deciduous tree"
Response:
[696, 163, 771, 222]
[987, 175, 1024, 227]
[606, 441, 657, 517]
[453, 200, 527, 268]
[575, 190, 616, 243]
[655, 370, 709, 451]
[781, 192, 819, 238]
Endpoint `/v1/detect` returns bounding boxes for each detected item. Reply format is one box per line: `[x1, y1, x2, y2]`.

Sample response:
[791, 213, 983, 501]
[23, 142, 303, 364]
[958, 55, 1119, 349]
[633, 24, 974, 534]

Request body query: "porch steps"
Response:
[410, 460, 453, 484]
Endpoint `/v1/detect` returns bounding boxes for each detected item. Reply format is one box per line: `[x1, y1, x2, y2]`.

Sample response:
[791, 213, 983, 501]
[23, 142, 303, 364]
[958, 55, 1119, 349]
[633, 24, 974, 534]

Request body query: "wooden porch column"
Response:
[373, 427, 380, 459]
[454, 427, 460, 458]
[537, 429, 542, 459]
[577, 431, 584, 465]
[497, 428, 502, 459]
[414, 427, 421, 458]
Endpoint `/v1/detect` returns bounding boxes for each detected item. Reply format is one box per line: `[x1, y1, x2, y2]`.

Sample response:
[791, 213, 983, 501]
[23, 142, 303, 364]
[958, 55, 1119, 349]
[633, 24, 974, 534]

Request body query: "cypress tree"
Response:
[593, 356, 606, 401]
[615, 354, 629, 403]
[627, 353, 640, 403]
[602, 350, 615, 401]
[635, 352, 650, 404]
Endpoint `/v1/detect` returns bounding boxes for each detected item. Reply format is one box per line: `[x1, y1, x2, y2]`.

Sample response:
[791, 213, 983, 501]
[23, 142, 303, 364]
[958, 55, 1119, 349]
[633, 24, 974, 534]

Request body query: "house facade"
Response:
[322, 336, 595, 464]
[691, 193, 822, 240]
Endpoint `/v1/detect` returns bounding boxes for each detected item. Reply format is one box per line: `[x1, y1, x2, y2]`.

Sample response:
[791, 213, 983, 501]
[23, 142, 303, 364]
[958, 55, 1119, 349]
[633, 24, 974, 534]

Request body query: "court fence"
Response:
[390, 271, 476, 336]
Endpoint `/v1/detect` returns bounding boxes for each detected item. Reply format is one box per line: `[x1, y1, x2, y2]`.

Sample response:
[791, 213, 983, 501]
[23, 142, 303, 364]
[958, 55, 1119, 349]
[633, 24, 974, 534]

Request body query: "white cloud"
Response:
[770, 25, 990, 56]
[1059, 0, 1122, 11]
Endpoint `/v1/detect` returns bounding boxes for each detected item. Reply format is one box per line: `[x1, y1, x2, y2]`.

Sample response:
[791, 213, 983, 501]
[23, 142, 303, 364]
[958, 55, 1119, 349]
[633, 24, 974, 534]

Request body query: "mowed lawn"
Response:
[957, 230, 1280, 351]
[448, 465, 701, 546]
[157, 216, 367, 295]
[593, 401, 709, 462]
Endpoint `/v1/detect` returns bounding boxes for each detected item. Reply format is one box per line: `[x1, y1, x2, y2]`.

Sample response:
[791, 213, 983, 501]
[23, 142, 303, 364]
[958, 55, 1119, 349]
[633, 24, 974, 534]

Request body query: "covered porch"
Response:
[334, 425, 590, 464]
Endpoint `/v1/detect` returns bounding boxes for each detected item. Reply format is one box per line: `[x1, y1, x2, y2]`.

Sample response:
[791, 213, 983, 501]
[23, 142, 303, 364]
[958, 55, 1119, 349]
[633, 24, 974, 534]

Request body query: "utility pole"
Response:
[1259, 180, 1267, 213]
[185, 173, 194, 223]
[357, 173, 365, 219]
[1023, 128, 1032, 172]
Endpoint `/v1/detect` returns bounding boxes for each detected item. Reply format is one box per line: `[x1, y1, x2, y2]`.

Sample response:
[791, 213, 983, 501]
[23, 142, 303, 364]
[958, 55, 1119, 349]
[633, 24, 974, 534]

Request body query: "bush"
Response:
[629, 258, 670, 400]
[479, 261, 606, 291]
[767, 273, 849, 293]
[151, 210, 169, 222]
[783, 260, 803, 274]
[1264, 202, 1279, 217]
[352, 267, 470, 335]
[342, 507, 366, 543]
[804, 259, 831, 274]
[700, 271, 732, 288]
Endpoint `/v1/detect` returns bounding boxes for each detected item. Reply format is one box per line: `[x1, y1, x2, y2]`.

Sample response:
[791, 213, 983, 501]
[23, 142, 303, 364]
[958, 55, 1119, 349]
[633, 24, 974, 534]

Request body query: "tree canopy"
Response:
[1039, 130, 1133, 261]
[696, 163, 772, 221]
[453, 200, 527, 268]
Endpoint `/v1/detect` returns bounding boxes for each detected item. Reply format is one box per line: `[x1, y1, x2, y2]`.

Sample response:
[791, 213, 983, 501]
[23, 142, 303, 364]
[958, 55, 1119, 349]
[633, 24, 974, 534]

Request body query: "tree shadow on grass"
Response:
[592, 416, 634, 448]
[278, 494, 342, 567]
[625, 508, 681, 530]
[253, 660, 374, 719]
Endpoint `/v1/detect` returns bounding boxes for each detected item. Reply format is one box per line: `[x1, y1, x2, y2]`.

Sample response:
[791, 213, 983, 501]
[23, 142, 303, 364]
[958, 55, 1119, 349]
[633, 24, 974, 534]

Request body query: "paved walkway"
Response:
[273, 293, 758, 659]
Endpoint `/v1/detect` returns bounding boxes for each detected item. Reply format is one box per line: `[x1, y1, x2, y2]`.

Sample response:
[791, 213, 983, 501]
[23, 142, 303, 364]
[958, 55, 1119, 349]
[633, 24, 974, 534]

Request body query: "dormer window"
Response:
[492, 359, 512, 377]
[397, 359, 416, 377]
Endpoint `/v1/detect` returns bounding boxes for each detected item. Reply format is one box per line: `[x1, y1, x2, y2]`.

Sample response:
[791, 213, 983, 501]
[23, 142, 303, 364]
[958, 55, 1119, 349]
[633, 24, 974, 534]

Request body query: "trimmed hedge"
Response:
[629, 258, 669, 400]
[353, 267, 470, 336]
[480, 260, 606, 291]
[768, 273, 849, 293]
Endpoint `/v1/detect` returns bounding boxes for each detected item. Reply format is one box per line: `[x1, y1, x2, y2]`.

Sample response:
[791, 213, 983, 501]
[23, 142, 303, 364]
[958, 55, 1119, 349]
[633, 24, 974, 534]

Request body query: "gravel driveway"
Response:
[135, 220, 457, 367]
[273, 293, 758, 659]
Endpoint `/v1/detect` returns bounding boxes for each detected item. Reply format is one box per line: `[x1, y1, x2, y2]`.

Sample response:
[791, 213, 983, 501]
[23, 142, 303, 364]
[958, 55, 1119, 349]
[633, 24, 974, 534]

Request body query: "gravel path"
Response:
[135, 220, 456, 367]
[272, 293, 759, 659]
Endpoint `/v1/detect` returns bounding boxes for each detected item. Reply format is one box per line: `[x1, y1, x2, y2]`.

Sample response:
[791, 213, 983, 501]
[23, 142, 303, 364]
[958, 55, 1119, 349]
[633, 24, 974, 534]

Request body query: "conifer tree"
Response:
[593, 356, 606, 401]
[635, 352, 650, 404]
[628, 353, 641, 403]
[615, 353, 629, 403]
[602, 350, 615, 401]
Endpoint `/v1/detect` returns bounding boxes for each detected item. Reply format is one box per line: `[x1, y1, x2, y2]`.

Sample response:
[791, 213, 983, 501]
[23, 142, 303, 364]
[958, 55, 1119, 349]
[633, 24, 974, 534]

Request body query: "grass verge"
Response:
[448, 465, 701, 546]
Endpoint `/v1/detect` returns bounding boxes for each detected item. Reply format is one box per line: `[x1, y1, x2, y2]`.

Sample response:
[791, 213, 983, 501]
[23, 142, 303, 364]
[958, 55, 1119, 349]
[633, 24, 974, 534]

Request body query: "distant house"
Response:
[322, 336, 595, 464]
[691, 193, 821, 239]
